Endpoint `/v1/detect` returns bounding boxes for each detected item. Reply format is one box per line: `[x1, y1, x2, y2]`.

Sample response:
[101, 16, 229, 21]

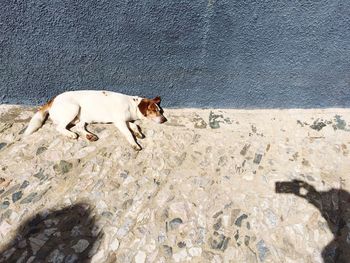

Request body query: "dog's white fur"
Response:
[24, 90, 163, 150]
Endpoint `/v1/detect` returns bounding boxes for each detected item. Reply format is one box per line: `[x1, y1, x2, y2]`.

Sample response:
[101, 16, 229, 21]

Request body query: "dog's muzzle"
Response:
[154, 116, 167, 124]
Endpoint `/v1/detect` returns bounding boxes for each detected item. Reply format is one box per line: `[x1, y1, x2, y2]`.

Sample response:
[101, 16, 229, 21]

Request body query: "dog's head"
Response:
[138, 96, 167, 124]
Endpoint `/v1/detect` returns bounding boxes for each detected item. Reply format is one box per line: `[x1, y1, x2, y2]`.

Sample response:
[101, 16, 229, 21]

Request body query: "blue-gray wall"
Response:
[1, 0, 350, 108]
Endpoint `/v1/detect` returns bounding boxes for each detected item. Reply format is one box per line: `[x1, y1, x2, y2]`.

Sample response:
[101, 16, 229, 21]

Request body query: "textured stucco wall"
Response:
[1, 0, 350, 108]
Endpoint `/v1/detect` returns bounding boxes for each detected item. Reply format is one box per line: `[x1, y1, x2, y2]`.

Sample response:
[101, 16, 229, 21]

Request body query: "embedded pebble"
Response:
[169, 218, 183, 230]
[253, 153, 263, 164]
[20, 180, 30, 189]
[177, 241, 186, 248]
[33, 170, 46, 181]
[256, 240, 270, 262]
[53, 160, 73, 174]
[189, 247, 202, 257]
[0, 201, 10, 209]
[65, 254, 79, 263]
[72, 239, 90, 253]
[12, 191, 23, 202]
[20, 192, 38, 204]
[0, 142, 7, 151]
[162, 245, 173, 258]
[172, 249, 188, 262]
[29, 236, 47, 254]
[235, 214, 248, 227]
[47, 249, 65, 263]
[36, 146, 47, 155]
[110, 238, 119, 252]
[135, 251, 146, 263]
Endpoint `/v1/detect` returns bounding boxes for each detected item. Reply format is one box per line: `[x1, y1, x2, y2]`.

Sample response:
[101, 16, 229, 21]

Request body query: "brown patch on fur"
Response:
[102, 91, 108, 96]
[153, 96, 161, 104]
[39, 97, 55, 113]
[138, 96, 163, 117]
[138, 99, 151, 117]
[147, 103, 159, 117]
[86, 134, 98, 141]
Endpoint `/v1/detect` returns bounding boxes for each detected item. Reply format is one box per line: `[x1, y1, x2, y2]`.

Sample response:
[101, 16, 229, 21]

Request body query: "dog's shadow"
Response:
[0, 203, 102, 263]
[275, 180, 350, 263]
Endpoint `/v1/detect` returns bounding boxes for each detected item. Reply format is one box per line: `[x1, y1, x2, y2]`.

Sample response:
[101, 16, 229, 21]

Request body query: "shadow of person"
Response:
[275, 180, 350, 263]
[0, 203, 102, 263]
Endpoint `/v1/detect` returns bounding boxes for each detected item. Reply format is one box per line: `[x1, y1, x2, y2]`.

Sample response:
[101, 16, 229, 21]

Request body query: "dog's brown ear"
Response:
[153, 96, 161, 104]
[138, 99, 150, 116]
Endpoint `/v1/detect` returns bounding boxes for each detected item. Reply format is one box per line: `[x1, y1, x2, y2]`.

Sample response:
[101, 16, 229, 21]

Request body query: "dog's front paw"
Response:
[132, 144, 142, 151]
[134, 132, 145, 139]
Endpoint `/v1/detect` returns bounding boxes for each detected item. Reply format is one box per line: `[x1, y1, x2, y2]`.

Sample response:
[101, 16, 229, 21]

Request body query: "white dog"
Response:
[24, 90, 167, 150]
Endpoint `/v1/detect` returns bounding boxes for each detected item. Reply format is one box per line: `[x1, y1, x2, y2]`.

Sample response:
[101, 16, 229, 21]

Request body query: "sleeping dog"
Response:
[24, 90, 167, 150]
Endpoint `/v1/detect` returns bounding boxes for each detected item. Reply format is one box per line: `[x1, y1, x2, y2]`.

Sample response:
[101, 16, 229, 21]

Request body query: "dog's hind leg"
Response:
[51, 103, 80, 139]
[76, 121, 99, 141]
[114, 121, 141, 151]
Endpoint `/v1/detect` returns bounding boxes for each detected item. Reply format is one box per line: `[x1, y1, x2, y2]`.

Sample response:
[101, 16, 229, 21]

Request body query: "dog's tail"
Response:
[24, 98, 55, 136]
